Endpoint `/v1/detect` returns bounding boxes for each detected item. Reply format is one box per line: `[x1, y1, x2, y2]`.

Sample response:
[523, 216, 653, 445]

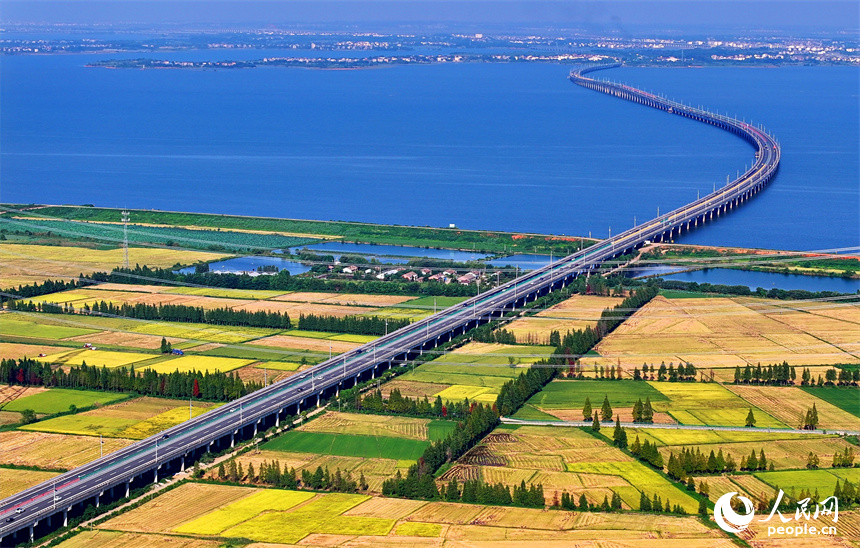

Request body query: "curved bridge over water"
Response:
[0, 64, 780, 545]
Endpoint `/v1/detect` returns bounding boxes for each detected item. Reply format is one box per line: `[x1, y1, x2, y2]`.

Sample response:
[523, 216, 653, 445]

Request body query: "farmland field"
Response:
[36, 349, 158, 368]
[401, 296, 469, 309]
[99, 483, 257, 534]
[298, 411, 449, 441]
[262, 430, 429, 461]
[53, 530, 223, 548]
[527, 379, 669, 410]
[648, 382, 785, 427]
[0, 467, 60, 498]
[754, 469, 860, 497]
[164, 286, 290, 300]
[19, 414, 139, 437]
[64, 331, 186, 350]
[0, 242, 229, 287]
[0, 317, 99, 340]
[2, 388, 129, 414]
[274, 292, 416, 307]
[727, 384, 859, 430]
[800, 386, 860, 418]
[142, 355, 255, 374]
[248, 334, 360, 353]
[173, 489, 316, 535]
[130, 321, 279, 344]
[0, 431, 134, 469]
[504, 295, 623, 344]
[581, 296, 860, 369]
[0, 343, 69, 361]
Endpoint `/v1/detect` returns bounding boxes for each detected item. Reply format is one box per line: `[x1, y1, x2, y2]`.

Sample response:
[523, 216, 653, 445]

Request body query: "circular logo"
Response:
[713, 492, 755, 533]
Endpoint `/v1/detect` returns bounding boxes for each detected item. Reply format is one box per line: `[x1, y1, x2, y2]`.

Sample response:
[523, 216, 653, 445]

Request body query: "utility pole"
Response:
[121, 209, 130, 269]
[189, 397, 192, 420]
[100, 434, 103, 457]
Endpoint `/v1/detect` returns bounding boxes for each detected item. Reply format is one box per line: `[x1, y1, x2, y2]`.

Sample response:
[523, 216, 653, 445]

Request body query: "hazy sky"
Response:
[2, 0, 858, 32]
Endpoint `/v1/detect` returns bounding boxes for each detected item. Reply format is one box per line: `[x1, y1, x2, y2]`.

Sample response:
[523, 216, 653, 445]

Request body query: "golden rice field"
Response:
[99, 483, 257, 533]
[174, 489, 316, 535]
[0, 343, 69, 361]
[235, 300, 379, 318]
[0, 467, 60, 498]
[582, 296, 860, 369]
[434, 384, 497, 404]
[163, 286, 290, 300]
[300, 412, 431, 441]
[0, 431, 133, 469]
[36, 349, 158, 368]
[725, 384, 859, 431]
[143, 355, 255, 374]
[342, 497, 428, 520]
[381, 380, 452, 400]
[53, 530, 223, 548]
[129, 321, 276, 344]
[0, 243, 228, 288]
[648, 382, 786, 428]
[505, 295, 623, 345]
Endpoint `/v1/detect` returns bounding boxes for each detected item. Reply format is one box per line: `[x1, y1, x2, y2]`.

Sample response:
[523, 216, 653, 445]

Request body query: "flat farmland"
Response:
[262, 430, 429, 461]
[99, 482, 257, 534]
[581, 296, 860, 369]
[656, 436, 855, 470]
[755, 469, 859, 497]
[648, 382, 785, 427]
[0, 316, 99, 340]
[130, 321, 279, 344]
[0, 384, 47, 407]
[144, 355, 255, 374]
[274, 292, 416, 307]
[0, 431, 133, 469]
[800, 386, 860, 418]
[527, 379, 669, 410]
[65, 331, 186, 350]
[299, 411, 453, 441]
[403, 296, 469, 309]
[36, 348, 158, 368]
[173, 489, 316, 535]
[3, 388, 128, 414]
[248, 334, 360, 353]
[0, 343, 69, 361]
[380, 380, 451, 400]
[0, 243, 229, 287]
[164, 286, 290, 300]
[505, 295, 623, 345]
[0, 467, 60, 498]
[727, 385, 859, 430]
[54, 531, 223, 548]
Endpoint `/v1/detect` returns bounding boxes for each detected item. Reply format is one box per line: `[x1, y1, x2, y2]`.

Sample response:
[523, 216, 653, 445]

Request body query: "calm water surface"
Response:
[1, 55, 857, 251]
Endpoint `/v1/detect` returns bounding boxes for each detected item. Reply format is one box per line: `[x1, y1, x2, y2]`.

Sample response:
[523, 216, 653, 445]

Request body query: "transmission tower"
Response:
[122, 209, 130, 269]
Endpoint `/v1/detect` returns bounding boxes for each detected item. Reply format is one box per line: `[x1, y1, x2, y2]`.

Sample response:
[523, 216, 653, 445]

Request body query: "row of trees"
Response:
[218, 459, 369, 494]
[558, 491, 622, 512]
[0, 358, 257, 401]
[296, 313, 410, 336]
[666, 447, 740, 479]
[435, 477, 545, 508]
[635, 362, 698, 382]
[357, 389, 447, 417]
[495, 365, 558, 417]
[471, 324, 517, 345]
[629, 436, 664, 469]
[733, 362, 797, 385]
[832, 447, 856, 468]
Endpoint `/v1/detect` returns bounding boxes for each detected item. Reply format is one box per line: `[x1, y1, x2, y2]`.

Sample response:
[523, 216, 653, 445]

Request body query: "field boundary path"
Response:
[500, 417, 860, 436]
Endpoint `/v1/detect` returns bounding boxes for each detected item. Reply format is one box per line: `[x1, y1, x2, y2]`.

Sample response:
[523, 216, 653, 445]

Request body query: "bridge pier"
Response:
[29, 524, 34, 543]
[230, 432, 235, 448]
[125, 480, 130, 498]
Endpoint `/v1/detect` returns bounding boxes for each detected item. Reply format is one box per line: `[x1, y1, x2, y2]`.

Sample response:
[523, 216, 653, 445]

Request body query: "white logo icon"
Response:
[714, 492, 755, 533]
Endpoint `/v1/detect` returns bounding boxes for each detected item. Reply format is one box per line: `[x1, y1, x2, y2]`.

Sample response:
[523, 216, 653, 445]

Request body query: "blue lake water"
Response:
[661, 268, 859, 293]
[1, 54, 857, 252]
[487, 254, 553, 270]
[178, 256, 311, 276]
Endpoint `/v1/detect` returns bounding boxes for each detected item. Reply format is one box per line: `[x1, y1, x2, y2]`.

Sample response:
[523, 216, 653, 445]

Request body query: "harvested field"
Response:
[800, 386, 860, 418]
[343, 497, 427, 520]
[54, 530, 223, 548]
[459, 445, 506, 466]
[505, 295, 623, 344]
[0, 343, 67, 361]
[0, 411, 23, 426]
[727, 385, 859, 430]
[405, 502, 485, 525]
[0, 467, 60, 498]
[505, 454, 566, 471]
[99, 482, 256, 533]
[64, 331, 186, 350]
[274, 292, 415, 307]
[582, 296, 860, 369]
[380, 379, 451, 400]
[300, 412, 431, 441]
[546, 407, 677, 424]
[165, 286, 290, 300]
[479, 466, 536, 485]
[468, 505, 577, 530]
[728, 474, 779, 500]
[248, 334, 359, 353]
[131, 322, 277, 344]
[0, 243, 228, 287]
[0, 431, 133, 469]
[438, 464, 481, 483]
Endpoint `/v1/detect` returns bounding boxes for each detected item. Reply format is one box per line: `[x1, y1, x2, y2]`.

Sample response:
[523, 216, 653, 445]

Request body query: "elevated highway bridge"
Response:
[0, 63, 780, 545]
